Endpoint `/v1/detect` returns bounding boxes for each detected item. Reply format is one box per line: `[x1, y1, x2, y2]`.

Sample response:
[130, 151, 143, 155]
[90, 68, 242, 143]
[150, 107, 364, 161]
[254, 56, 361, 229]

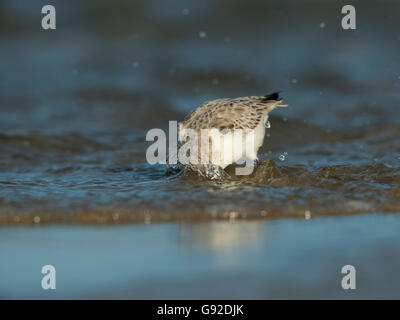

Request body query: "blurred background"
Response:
[1, 0, 400, 133]
[1, 0, 400, 299]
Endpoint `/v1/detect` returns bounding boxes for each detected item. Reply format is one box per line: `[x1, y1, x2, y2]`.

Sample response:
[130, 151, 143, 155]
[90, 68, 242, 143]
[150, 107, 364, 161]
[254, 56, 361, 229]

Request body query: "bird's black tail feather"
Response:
[262, 92, 282, 102]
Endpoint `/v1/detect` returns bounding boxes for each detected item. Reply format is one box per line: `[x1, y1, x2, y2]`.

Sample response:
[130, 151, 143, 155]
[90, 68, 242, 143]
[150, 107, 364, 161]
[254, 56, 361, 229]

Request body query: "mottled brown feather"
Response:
[180, 96, 281, 131]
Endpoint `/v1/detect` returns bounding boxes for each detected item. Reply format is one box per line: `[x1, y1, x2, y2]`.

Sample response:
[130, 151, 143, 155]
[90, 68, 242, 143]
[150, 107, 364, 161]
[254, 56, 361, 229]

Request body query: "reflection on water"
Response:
[179, 221, 264, 267]
[179, 221, 263, 248]
[1, 0, 400, 301]
[0, 0, 400, 224]
[1, 214, 400, 299]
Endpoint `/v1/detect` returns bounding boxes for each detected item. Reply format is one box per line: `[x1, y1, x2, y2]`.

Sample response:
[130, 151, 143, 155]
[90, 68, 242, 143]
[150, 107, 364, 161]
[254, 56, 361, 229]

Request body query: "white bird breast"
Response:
[178, 117, 268, 168]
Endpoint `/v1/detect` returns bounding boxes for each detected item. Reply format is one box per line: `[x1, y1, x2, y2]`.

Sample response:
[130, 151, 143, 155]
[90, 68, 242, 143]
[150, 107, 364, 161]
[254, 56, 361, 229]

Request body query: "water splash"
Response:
[279, 152, 288, 161]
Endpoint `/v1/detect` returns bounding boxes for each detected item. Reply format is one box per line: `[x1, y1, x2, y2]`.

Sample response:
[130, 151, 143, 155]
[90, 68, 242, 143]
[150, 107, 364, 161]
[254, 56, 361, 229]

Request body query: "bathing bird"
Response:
[177, 92, 288, 177]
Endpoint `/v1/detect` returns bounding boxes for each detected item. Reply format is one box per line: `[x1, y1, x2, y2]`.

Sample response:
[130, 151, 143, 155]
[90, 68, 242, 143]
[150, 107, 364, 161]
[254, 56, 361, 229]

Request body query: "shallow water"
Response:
[1, 2, 400, 223]
[1, 0, 400, 300]
[1, 213, 400, 299]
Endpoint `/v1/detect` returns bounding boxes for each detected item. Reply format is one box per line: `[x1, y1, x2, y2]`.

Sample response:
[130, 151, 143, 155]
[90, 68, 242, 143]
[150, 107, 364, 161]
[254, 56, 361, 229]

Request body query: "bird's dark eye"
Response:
[230, 103, 233, 106]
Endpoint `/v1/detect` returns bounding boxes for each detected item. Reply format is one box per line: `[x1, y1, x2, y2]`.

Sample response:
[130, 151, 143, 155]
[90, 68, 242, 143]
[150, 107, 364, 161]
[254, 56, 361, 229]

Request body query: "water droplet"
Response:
[211, 78, 219, 85]
[265, 120, 271, 129]
[291, 78, 298, 84]
[279, 154, 286, 161]
[283, 117, 287, 122]
[199, 31, 207, 39]
[182, 8, 190, 15]
[319, 22, 326, 28]
[132, 61, 139, 68]
[266, 133, 271, 138]
[305, 210, 311, 220]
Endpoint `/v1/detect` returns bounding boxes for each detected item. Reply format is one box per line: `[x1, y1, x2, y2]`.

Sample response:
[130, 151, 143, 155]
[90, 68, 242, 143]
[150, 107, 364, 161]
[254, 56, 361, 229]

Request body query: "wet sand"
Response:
[1, 213, 400, 299]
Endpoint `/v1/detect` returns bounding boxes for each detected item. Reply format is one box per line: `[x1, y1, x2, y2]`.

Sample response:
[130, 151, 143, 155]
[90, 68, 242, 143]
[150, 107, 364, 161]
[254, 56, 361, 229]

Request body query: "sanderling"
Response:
[177, 92, 288, 178]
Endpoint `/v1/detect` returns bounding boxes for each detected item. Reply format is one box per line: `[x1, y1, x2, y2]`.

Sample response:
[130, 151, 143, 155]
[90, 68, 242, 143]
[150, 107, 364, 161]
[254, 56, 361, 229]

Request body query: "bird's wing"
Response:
[180, 93, 286, 131]
[180, 98, 227, 128]
[207, 101, 263, 131]
[180, 98, 261, 131]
